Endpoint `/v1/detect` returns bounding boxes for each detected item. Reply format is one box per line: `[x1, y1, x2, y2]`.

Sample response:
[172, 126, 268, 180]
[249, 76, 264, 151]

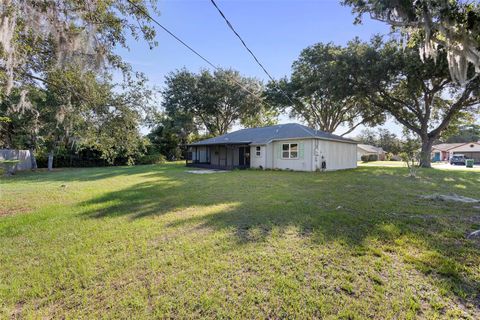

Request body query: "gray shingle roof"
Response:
[188, 123, 357, 146]
[357, 144, 384, 153]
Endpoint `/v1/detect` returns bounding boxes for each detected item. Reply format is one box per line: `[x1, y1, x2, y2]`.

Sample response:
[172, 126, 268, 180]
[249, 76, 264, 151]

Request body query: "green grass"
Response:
[1, 163, 480, 318]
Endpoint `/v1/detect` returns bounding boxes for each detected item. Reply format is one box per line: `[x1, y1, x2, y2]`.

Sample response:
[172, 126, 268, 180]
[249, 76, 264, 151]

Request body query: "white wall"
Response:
[315, 140, 357, 171]
[250, 145, 266, 169]
[266, 139, 356, 171]
[271, 139, 313, 171]
[449, 143, 480, 154]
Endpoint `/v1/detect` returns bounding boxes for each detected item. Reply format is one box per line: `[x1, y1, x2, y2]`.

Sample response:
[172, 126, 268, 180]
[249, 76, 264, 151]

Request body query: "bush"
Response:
[136, 153, 166, 165]
[361, 154, 379, 162]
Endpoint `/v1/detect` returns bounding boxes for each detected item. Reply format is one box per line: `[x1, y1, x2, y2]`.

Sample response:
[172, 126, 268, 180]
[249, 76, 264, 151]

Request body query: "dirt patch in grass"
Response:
[0, 206, 31, 216]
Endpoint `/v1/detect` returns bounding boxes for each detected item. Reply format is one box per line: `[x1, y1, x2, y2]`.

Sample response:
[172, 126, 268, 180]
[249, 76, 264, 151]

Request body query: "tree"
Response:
[357, 128, 402, 154]
[0, 0, 160, 170]
[0, 0, 159, 97]
[0, 68, 153, 170]
[343, 0, 480, 84]
[356, 129, 377, 146]
[442, 124, 480, 143]
[162, 68, 277, 136]
[347, 38, 480, 167]
[376, 128, 402, 155]
[264, 43, 384, 135]
[147, 117, 188, 161]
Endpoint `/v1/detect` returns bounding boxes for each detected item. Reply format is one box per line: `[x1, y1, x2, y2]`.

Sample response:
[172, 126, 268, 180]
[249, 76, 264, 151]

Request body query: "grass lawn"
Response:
[1, 163, 480, 318]
[358, 160, 408, 167]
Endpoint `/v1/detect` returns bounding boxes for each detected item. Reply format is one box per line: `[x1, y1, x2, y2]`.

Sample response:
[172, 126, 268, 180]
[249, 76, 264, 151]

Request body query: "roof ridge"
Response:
[293, 123, 316, 137]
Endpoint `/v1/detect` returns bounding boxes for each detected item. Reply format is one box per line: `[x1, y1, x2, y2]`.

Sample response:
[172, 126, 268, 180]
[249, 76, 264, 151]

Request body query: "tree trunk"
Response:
[419, 138, 434, 168]
[47, 150, 54, 172]
[29, 148, 37, 171]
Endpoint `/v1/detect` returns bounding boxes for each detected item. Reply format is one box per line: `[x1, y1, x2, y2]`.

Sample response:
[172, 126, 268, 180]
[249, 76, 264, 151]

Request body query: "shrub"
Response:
[361, 154, 378, 162]
[136, 153, 166, 165]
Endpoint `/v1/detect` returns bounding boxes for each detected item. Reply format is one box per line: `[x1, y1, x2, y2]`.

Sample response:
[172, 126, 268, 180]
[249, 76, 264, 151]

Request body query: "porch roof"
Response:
[186, 141, 250, 147]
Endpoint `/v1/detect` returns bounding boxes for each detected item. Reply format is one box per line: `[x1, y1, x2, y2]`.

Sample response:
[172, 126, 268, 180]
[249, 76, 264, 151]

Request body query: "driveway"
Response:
[358, 161, 480, 171]
[432, 162, 480, 171]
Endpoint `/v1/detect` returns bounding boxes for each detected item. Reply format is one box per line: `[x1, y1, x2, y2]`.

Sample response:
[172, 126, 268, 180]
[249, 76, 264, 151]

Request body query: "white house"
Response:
[356, 144, 386, 161]
[186, 123, 357, 171]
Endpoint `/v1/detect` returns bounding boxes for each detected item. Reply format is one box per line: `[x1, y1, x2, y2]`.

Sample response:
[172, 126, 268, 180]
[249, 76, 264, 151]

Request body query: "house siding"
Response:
[189, 137, 357, 171]
[317, 139, 357, 171]
[270, 139, 313, 171]
[449, 143, 480, 153]
[250, 145, 266, 169]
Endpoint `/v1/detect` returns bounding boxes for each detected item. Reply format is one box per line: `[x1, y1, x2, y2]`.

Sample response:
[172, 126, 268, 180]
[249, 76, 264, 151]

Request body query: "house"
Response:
[431, 142, 480, 163]
[186, 123, 357, 171]
[356, 144, 386, 161]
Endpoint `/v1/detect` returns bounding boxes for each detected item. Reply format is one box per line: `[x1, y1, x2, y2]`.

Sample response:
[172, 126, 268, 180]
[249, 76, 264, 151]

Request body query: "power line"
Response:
[209, 0, 296, 106]
[126, 0, 265, 101]
[209, 0, 277, 83]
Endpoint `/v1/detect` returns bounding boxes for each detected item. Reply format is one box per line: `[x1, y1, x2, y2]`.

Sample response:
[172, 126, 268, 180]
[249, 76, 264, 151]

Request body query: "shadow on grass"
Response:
[1, 164, 177, 183]
[75, 165, 480, 307]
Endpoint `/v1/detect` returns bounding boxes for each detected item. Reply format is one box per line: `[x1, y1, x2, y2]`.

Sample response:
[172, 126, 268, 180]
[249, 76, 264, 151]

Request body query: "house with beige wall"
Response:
[186, 123, 357, 171]
[431, 142, 480, 163]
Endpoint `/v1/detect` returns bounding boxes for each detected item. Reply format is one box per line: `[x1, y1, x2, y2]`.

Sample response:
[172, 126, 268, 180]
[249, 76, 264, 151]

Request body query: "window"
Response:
[255, 146, 261, 157]
[282, 143, 298, 159]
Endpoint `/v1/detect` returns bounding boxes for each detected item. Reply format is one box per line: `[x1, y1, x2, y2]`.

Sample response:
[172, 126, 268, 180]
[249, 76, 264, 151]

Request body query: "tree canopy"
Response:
[264, 42, 384, 135]
[343, 0, 480, 84]
[0, 0, 159, 97]
[162, 68, 277, 136]
[345, 37, 480, 167]
[0, 68, 154, 169]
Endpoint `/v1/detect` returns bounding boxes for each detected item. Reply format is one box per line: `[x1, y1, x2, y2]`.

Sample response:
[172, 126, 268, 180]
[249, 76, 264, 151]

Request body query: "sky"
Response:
[116, 0, 403, 137]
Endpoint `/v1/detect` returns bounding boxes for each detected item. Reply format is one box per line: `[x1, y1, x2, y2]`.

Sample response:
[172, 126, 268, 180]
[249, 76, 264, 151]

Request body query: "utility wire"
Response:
[209, 0, 276, 83]
[209, 0, 296, 106]
[126, 0, 265, 101]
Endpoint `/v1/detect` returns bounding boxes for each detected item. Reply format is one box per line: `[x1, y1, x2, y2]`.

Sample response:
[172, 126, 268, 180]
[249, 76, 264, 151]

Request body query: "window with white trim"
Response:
[282, 143, 298, 159]
[255, 146, 261, 157]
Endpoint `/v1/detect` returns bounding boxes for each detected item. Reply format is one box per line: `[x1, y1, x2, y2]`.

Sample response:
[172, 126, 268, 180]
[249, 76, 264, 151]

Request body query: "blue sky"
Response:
[117, 0, 402, 136]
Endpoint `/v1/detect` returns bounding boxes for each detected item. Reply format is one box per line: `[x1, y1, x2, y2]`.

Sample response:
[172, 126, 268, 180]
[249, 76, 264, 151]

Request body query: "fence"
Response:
[0, 149, 32, 171]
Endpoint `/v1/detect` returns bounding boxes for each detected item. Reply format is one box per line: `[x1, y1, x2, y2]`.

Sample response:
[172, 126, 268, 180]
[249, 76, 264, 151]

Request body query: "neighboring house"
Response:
[356, 144, 386, 161]
[431, 142, 480, 163]
[0, 149, 32, 171]
[186, 123, 357, 171]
